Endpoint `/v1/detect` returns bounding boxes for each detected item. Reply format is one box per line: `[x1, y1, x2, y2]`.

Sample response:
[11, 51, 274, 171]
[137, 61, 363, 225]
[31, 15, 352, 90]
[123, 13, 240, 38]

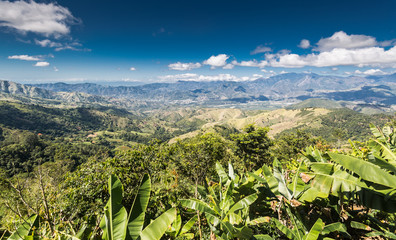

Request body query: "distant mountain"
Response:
[0, 72, 391, 112]
[0, 80, 120, 106]
[0, 80, 53, 99]
[31, 73, 395, 105]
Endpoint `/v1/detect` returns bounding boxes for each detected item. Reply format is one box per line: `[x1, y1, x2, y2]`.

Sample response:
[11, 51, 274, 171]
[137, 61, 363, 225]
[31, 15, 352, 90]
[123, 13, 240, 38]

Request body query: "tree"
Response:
[231, 125, 273, 171]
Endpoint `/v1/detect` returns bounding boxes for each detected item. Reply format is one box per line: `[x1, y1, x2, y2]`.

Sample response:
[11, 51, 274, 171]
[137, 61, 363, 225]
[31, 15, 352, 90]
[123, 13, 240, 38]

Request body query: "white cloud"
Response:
[168, 62, 202, 71]
[53, 67, 59, 72]
[158, 73, 261, 82]
[222, 63, 234, 69]
[331, 67, 338, 71]
[34, 61, 50, 67]
[0, 0, 78, 36]
[8, 55, 41, 61]
[380, 39, 396, 47]
[35, 39, 86, 51]
[232, 60, 267, 68]
[298, 39, 311, 49]
[34, 39, 62, 48]
[203, 54, 229, 69]
[354, 69, 390, 76]
[260, 69, 277, 77]
[55, 45, 89, 51]
[252, 74, 264, 79]
[121, 78, 140, 82]
[314, 31, 377, 52]
[130, 67, 136, 71]
[251, 45, 272, 55]
[267, 46, 396, 68]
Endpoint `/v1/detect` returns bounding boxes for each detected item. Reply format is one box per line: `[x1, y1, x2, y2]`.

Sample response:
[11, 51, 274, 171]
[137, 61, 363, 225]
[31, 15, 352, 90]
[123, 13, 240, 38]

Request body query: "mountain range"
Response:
[1, 73, 395, 111]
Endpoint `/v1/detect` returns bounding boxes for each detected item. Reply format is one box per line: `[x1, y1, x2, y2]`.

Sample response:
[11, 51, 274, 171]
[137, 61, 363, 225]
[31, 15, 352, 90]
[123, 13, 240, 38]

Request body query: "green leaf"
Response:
[298, 188, 328, 202]
[228, 212, 243, 225]
[367, 153, 396, 174]
[273, 160, 292, 200]
[228, 162, 235, 180]
[100, 175, 128, 240]
[139, 208, 177, 240]
[309, 168, 365, 197]
[8, 215, 38, 240]
[350, 221, 371, 231]
[234, 226, 253, 239]
[303, 218, 324, 240]
[370, 124, 387, 143]
[216, 162, 228, 183]
[322, 222, 350, 238]
[179, 215, 198, 236]
[180, 199, 218, 216]
[329, 152, 396, 189]
[248, 217, 271, 226]
[253, 234, 274, 240]
[370, 140, 396, 166]
[128, 174, 151, 240]
[227, 194, 258, 215]
[273, 219, 297, 240]
[261, 165, 280, 196]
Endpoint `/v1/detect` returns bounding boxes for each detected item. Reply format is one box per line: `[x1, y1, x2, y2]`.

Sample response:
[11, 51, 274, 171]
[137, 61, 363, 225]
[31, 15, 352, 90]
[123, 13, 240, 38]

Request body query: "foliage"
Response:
[2, 106, 396, 240]
[284, 108, 392, 144]
[100, 174, 177, 240]
[181, 162, 262, 239]
[272, 130, 329, 165]
[231, 124, 273, 171]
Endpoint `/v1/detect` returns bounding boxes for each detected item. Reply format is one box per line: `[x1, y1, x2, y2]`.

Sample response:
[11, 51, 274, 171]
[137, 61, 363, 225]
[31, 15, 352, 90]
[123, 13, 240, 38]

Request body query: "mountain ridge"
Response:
[1, 72, 394, 112]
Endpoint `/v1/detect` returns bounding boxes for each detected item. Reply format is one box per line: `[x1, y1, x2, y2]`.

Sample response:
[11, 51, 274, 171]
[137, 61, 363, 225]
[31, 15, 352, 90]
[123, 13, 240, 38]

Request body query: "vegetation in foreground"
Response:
[1, 122, 396, 239]
[1, 100, 396, 239]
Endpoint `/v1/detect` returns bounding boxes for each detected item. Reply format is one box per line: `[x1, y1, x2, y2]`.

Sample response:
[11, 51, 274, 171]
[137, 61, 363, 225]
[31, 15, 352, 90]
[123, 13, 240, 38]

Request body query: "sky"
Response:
[1, 0, 396, 84]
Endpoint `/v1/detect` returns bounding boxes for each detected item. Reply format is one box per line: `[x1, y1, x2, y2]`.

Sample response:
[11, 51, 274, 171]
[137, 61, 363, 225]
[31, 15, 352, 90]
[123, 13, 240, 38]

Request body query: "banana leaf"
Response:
[128, 174, 151, 240]
[8, 215, 38, 240]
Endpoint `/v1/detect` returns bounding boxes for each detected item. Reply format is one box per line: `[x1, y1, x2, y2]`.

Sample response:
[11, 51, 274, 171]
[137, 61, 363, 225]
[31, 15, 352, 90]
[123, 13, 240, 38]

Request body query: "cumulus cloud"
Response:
[267, 46, 396, 68]
[203, 54, 229, 69]
[8, 55, 41, 61]
[0, 0, 78, 36]
[130, 67, 136, 71]
[298, 39, 311, 49]
[168, 62, 202, 71]
[34, 61, 50, 67]
[232, 60, 267, 68]
[222, 63, 234, 69]
[314, 31, 377, 52]
[251, 45, 272, 55]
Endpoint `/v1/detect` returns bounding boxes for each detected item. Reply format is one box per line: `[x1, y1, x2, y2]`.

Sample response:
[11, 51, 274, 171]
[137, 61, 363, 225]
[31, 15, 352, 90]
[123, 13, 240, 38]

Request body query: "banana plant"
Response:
[99, 174, 177, 240]
[8, 214, 39, 240]
[302, 145, 396, 212]
[249, 158, 308, 203]
[165, 213, 198, 239]
[180, 162, 261, 240]
[249, 157, 355, 239]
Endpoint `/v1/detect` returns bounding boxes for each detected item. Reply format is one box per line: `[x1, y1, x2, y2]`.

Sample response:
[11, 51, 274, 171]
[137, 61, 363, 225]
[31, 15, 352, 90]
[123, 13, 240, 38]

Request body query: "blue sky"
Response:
[1, 0, 396, 84]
